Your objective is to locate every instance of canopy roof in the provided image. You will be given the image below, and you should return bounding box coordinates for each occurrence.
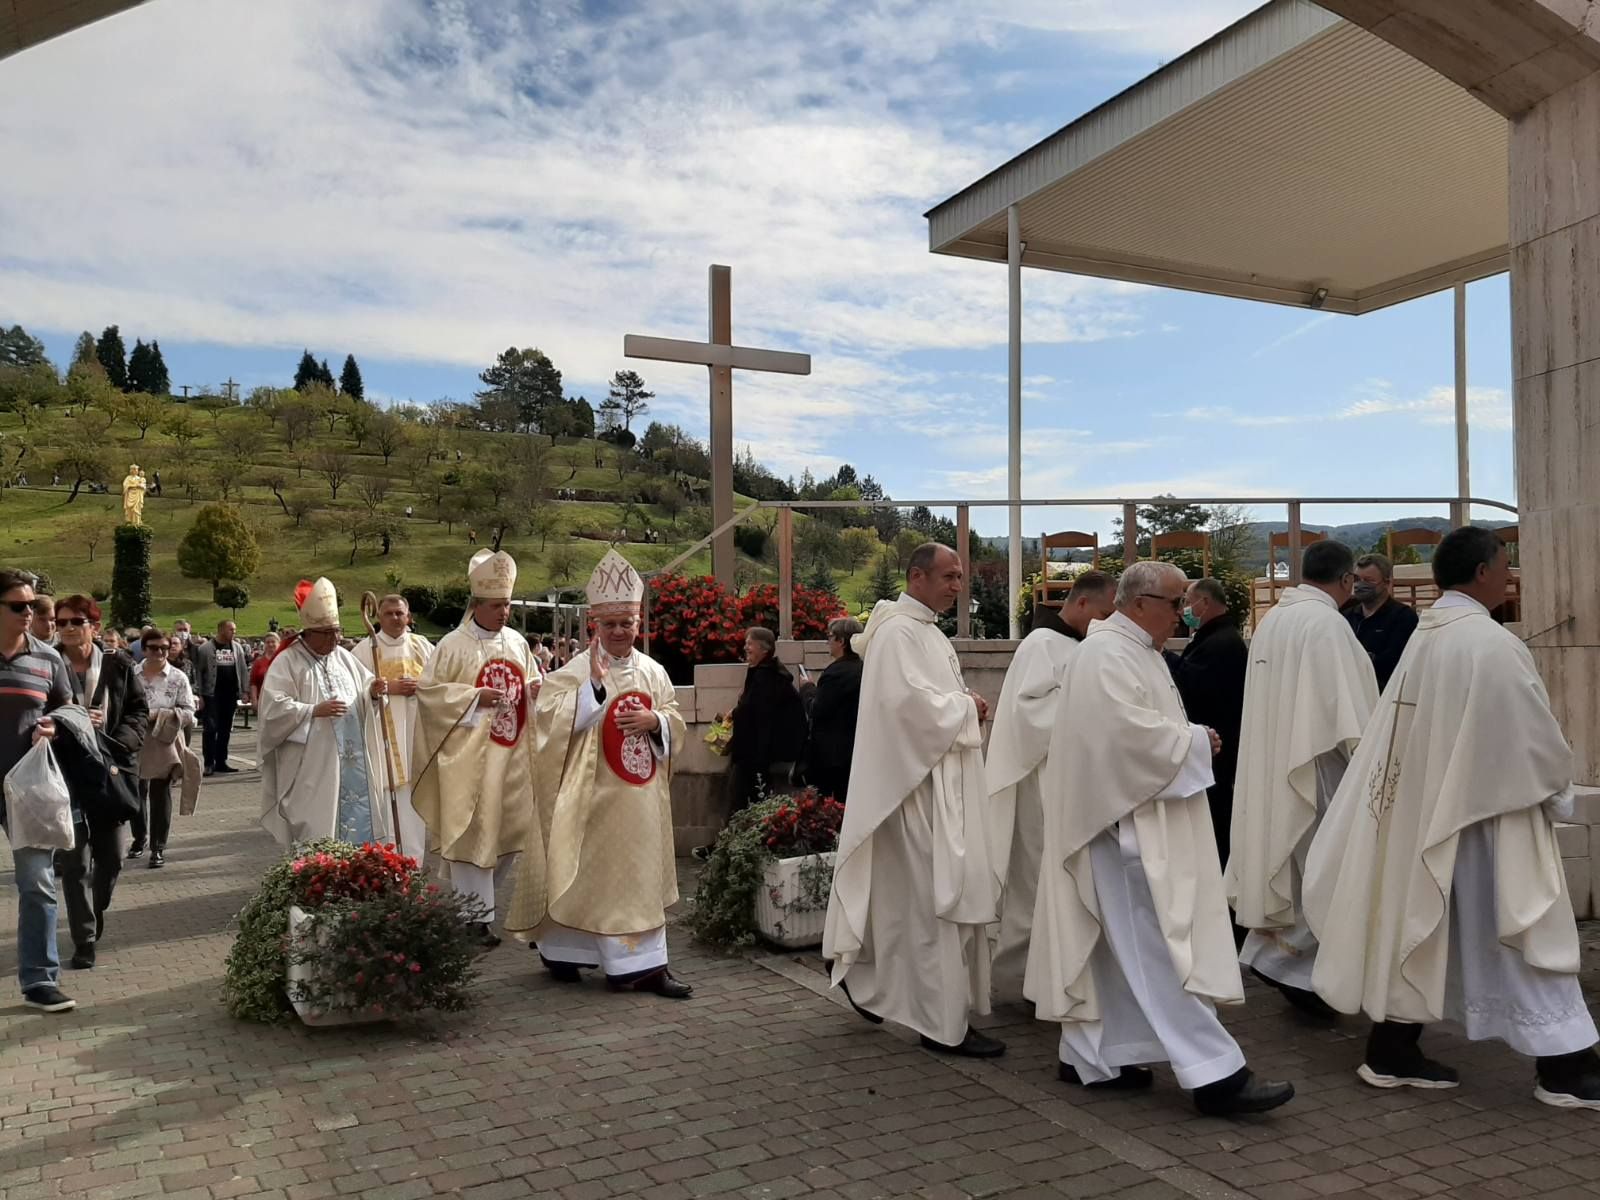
[926,0,1509,315]
[1,0,143,61]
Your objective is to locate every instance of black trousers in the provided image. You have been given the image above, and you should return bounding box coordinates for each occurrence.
[133,778,173,850]
[202,690,239,769]
[728,763,770,815]
[54,818,122,948]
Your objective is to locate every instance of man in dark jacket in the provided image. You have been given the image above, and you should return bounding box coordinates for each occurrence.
[1345,553,1418,691]
[805,618,864,803]
[1168,579,1247,875]
[51,595,148,970]
[194,620,247,774]
[727,627,805,812]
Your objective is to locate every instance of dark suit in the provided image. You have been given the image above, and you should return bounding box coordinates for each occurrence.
[1345,597,1418,691]
[804,656,863,803]
[55,651,148,951]
[728,659,805,812]
[1169,616,1247,868]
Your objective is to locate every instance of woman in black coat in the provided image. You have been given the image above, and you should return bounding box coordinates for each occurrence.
[804,618,863,803]
[727,627,805,813]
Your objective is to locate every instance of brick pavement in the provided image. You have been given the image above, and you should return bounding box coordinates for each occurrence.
[1,727,1597,1200]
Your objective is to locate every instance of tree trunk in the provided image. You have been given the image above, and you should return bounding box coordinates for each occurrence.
[67,480,82,503]
[274,491,289,517]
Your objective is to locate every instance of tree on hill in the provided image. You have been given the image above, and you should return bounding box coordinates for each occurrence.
[71,331,97,369]
[865,553,899,605]
[67,512,112,562]
[339,354,364,401]
[368,408,408,465]
[190,393,233,425]
[278,392,316,449]
[177,503,261,588]
[527,502,562,550]
[477,346,562,434]
[600,369,653,434]
[119,391,166,439]
[127,339,153,393]
[547,543,583,584]
[162,406,201,450]
[64,361,112,414]
[146,341,170,394]
[839,527,879,574]
[0,324,49,370]
[55,444,112,502]
[315,448,353,500]
[246,385,283,426]
[96,326,128,391]
[293,349,320,391]
[319,358,336,389]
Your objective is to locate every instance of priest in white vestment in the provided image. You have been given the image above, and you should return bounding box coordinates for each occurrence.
[1228,541,1377,1017]
[823,542,1004,1057]
[1305,527,1600,1107]
[1026,562,1295,1116]
[412,551,542,950]
[352,594,434,861]
[986,570,1115,1002]
[505,550,690,998]
[259,579,393,846]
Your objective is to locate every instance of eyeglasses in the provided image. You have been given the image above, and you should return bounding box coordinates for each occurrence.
[1139,593,1185,612]
[3,601,31,615]
[145,644,170,653]
[57,616,92,627]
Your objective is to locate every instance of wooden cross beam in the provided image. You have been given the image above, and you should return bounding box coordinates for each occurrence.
[624,264,810,587]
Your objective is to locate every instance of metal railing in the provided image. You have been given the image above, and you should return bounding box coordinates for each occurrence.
[641,494,1517,645]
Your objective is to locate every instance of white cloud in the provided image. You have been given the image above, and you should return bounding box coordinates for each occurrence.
[1337,385,1512,431]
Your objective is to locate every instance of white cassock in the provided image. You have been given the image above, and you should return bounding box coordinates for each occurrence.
[1026,612,1245,1089]
[1305,591,1597,1056]
[258,643,391,847]
[823,592,1000,1046]
[352,629,434,861]
[984,624,1080,1002]
[1227,586,1377,990]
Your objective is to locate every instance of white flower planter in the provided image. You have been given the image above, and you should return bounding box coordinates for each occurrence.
[286,905,386,1027]
[754,852,835,949]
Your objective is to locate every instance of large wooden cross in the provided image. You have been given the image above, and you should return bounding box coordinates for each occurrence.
[624,265,810,586]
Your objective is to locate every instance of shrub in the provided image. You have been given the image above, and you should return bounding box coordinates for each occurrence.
[733,524,767,559]
[109,524,152,631]
[400,583,438,618]
[213,581,250,613]
[431,582,471,628]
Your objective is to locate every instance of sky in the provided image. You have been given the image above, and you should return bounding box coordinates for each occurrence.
[0,0,1516,539]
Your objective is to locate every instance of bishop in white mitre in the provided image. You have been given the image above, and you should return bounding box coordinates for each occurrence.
[1026,562,1295,1116]
[1305,527,1600,1108]
[986,570,1115,1002]
[1228,541,1377,1017]
[259,578,393,846]
[352,593,434,861]
[505,550,690,997]
[823,543,1004,1057]
[411,551,542,950]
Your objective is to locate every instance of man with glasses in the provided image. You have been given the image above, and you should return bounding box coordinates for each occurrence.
[1228,540,1377,1020]
[1030,561,1294,1116]
[0,569,76,1011]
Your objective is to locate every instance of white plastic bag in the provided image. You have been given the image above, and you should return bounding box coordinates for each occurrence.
[3,739,75,851]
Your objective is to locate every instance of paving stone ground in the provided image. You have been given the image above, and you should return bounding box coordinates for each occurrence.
[2,726,1598,1200]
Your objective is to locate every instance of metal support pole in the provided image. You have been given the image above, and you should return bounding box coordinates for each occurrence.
[1287,502,1304,586]
[1122,502,1139,564]
[1007,205,1023,639]
[956,505,972,639]
[777,508,794,640]
[1453,283,1470,529]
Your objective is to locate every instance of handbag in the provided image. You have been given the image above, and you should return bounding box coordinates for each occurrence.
[138,710,183,780]
[68,660,142,824]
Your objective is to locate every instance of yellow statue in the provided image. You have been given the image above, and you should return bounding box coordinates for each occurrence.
[121,464,147,526]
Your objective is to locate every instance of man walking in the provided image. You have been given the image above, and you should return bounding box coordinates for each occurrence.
[195,620,247,775]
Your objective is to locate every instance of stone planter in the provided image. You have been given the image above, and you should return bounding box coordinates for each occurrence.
[754,851,835,949]
[286,905,385,1027]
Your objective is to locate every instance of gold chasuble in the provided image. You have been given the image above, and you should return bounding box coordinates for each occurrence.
[410,623,539,870]
[505,649,685,936]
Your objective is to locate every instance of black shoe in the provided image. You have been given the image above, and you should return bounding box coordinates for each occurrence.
[471,923,501,951]
[68,945,95,970]
[148,851,165,869]
[214,764,239,775]
[126,841,145,860]
[838,978,883,1025]
[1249,967,1339,1022]
[1534,1049,1600,1111]
[607,968,693,999]
[22,985,76,1012]
[203,767,215,778]
[1059,1063,1154,1090]
[539,955,584,983]
[920,1029,1006,1058]
[1193,1068,1295,1116]
[94,911,104,942]
[1358,1054,1460,1090]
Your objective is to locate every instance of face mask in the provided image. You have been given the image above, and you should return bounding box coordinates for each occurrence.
[1181,607,1201,629]
[1352,582,1379,603]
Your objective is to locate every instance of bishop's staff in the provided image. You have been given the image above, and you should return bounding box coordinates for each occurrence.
[359,590,404,848]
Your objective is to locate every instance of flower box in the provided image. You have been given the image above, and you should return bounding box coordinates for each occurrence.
[286,905,385,1027]
[754,851,835,949]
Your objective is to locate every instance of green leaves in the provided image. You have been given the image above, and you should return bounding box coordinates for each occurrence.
[177,503,261,588]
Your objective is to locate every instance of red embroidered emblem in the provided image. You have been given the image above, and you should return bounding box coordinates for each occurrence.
[602,691,656,786]
[475,658,526,747]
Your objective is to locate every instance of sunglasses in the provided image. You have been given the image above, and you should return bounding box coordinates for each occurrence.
[57,616,92,627]
[144,644,170,653]
[3,600,31,615]
[1139,593,1185,612]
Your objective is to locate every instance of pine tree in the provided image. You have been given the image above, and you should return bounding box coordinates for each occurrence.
[96,325,128,391]
[600,369,654,433]
[126,339,152,392]
[318,358,336,389]
[148,340,170,394]
[0,324,49,369]
[476,347,563,433]
[338,354,364,401]
[293,349,319,391]
[866,553,900,604]
[71,331,97,368]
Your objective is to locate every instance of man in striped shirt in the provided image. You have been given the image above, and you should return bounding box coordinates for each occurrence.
[0,568,76,1012]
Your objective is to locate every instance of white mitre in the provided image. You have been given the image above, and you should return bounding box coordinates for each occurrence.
[296,577,340,630]
[587,549,644,616]
[468,549,517,599]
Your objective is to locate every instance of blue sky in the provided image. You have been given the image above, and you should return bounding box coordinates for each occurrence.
[0,0,1514,538]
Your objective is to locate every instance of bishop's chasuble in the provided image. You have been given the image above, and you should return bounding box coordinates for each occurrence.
[1304,592,1597,1055]
[505,649,684,973]
[352,629,433,860]
[985,623,1080,1001]
[258,642,390,846]
[1228,586,1377,989]
[1026,612,1245,1089]
[822,592,999,1047]
[411,621,539,870]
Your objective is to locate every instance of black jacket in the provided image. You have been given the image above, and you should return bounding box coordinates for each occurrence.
[62,651,148,824]
[1170,617,1247,789]
[806,656,863,777]
[729,658,805,768]
[1345,598,1419,691]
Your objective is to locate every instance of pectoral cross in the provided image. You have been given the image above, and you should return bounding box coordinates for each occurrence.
[1366,673,1416,822]
[624,265,811,586]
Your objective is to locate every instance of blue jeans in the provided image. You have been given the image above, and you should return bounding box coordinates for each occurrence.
[9,844,61,991]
